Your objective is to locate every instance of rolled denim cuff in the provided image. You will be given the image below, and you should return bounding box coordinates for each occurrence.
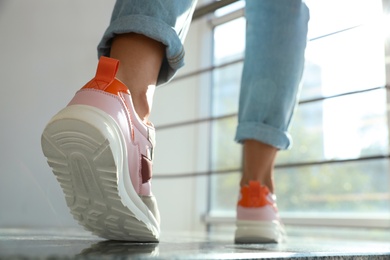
[235,122,292,150]
[97,15,185,86]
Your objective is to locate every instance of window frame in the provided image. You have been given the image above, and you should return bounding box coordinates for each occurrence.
[204,0,390,229]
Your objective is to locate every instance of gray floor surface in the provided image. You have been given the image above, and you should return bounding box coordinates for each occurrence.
[1,228,390,259]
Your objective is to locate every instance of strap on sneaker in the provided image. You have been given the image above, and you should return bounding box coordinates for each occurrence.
[82,56,129,95]
[94,56,119,89]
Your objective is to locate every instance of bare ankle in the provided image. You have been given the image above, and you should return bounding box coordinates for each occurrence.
[241,140,277,193]
[109,33,165,124]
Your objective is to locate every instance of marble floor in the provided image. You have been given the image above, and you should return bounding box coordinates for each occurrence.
[1,227,390,259]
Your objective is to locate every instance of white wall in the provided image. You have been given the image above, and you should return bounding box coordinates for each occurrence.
[0,0,211,233]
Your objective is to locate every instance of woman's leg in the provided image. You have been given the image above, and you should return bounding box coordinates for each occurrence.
[236,0,310,191]
[98,0,197,86]
[98,0,197,123]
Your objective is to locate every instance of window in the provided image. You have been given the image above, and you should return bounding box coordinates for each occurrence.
[208,0,390,227]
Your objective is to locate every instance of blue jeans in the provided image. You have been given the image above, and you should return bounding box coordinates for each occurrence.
[98,0,309,150]
[236,1,309,149]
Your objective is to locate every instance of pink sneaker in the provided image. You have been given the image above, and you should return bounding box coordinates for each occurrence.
[41,56,160,242]
[235,181,285,243]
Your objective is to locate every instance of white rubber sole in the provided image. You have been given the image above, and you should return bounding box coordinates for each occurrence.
[41,105,159,242]
[235,220,286,244]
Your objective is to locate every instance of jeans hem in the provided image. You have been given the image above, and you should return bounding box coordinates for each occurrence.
[97,14,185,86]
[235,122,292,150]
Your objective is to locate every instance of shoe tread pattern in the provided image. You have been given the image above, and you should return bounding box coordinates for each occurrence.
[41,118,157,242]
